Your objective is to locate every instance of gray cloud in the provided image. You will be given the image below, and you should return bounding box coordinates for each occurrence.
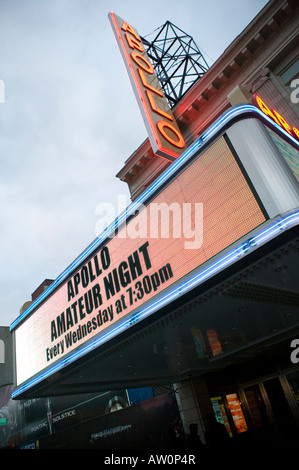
[0,0,268,325]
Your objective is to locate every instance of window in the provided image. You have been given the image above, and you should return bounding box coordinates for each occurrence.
[280,57,299,89]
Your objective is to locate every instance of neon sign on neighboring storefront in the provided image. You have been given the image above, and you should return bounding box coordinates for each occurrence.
[108,12,186,161]
[253,94,299,142]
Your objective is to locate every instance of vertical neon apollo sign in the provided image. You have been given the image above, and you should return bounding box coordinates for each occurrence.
[108,12,186,161]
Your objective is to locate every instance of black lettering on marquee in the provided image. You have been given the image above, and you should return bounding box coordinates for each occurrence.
[67,281,75,302]
[47,242,173,364]
[103,241,151,300]
[159,263,173,282]
[67,247,111,301]
[138,241,151,269]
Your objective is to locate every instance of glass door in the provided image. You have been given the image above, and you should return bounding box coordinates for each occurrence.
[263,377,296,428]
[285,370,299,426]
[243,384,269,428]
[285,370,299,407]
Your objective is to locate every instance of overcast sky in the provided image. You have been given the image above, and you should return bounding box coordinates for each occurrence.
[0,0,269,326]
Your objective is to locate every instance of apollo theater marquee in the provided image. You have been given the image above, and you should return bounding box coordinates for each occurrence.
[10,13,299,400]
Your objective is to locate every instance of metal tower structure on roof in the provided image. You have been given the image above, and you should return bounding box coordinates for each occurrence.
[141,21,209,107]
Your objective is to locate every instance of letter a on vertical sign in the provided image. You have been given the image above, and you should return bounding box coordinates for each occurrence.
[108,12,186,161]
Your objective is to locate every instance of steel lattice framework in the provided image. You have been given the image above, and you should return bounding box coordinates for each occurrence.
[141,21,209,107]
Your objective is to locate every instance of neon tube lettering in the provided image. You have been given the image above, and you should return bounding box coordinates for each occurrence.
[253,94,299,142]
[137,68,163,96]
[125,33,144,52]
[109,12,186,160]
[121,22,141,42]
[130,51,155,74]
[145,90,174,121]
[157,120,186,148]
